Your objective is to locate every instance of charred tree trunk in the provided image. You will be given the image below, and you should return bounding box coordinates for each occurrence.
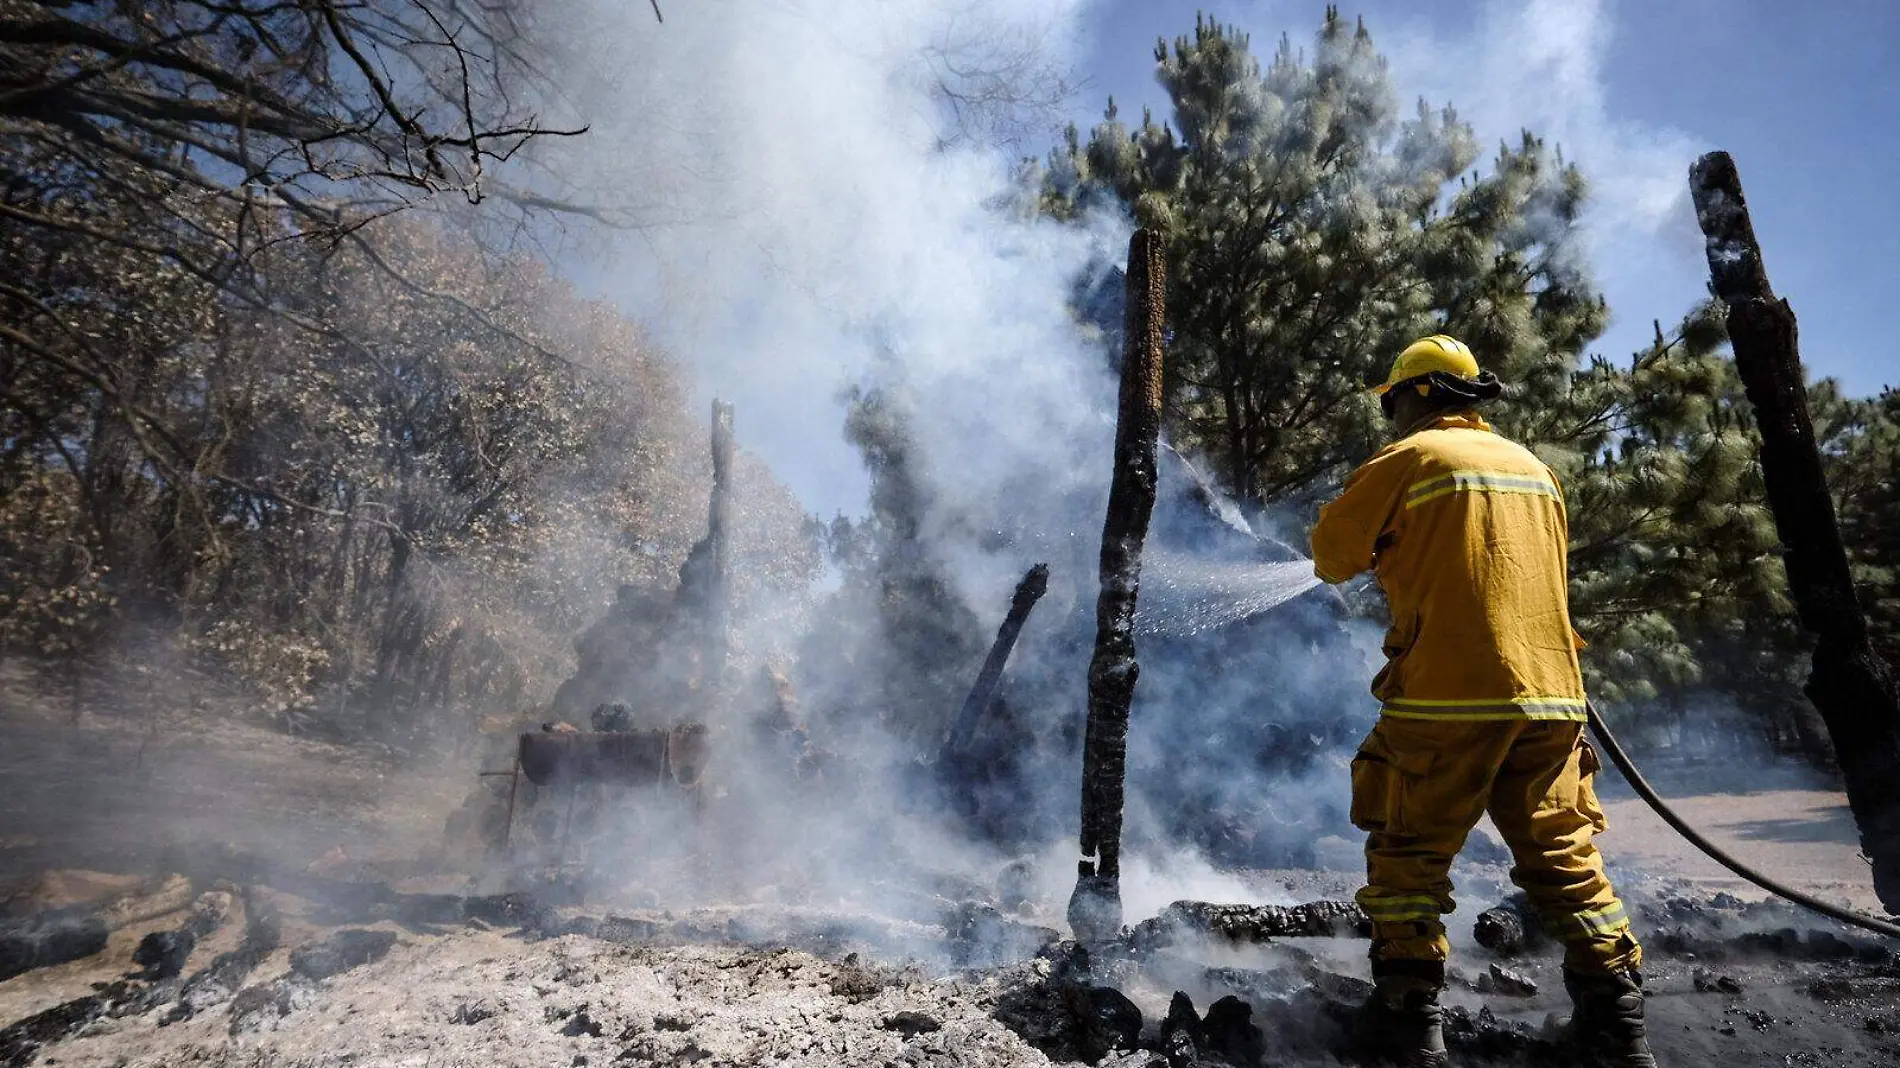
[707,398,735,658]
[675,400,736,706]
[941,563,1050,759]
[1689,151,1900,912]
[702,399,736,702]
[1068,228,1166,942]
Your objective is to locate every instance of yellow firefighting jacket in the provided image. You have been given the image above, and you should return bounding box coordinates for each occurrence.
[1310,410,1587,721]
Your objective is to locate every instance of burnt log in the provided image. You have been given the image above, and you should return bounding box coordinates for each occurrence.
[0,915,107,982]
[943,563,1050,758]
[133,929,195,980]
[165,887,282,1023]
[1129,900,1369,950]
[0,873,193,982]
[1473,900,1546,957]
[1689,151,1900,912]
[288,928,397,981]
[0,980,166,1068]
[1069,227,1167,943]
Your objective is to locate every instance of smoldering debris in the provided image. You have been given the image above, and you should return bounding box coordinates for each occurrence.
[3,436,1890,1068]
[220,928,399,1038]
[131,929,194,981]
[0,978,164,1068]
[164,886,283,1023]
[0,915,106,984]
[1129,901,1369,950]
[287,929,398,982]
[5,853,1900,1067]
[0,873,208,984]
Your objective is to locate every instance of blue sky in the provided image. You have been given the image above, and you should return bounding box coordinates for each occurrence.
[1068,0,1898,397]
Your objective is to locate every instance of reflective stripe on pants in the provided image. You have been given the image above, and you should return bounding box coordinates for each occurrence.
[1349,717,1642,975]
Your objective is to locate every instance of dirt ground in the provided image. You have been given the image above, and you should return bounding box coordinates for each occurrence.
[1593,757,1885,916]
[3,669,1897,1067]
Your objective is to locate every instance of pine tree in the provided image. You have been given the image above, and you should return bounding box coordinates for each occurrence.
[1831,388,1900,680]
[1038,10,1603,518]
[1547,307,1787,713]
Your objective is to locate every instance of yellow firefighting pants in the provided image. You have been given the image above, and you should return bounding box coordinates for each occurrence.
[1349,717,1642,975]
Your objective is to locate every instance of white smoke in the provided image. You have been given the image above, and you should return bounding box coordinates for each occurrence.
[506,0,1657,941]
[1368,0,1712,356]
[535,0,1115,549]
[485,0,1146,935]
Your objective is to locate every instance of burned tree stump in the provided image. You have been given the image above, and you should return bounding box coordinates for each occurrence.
[675,399,736,690]
[1689,151,1900,913]
[1069,228,1167,942]
[943,563,1050,758]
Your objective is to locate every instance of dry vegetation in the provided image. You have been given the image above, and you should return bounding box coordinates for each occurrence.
[0,1,817,744]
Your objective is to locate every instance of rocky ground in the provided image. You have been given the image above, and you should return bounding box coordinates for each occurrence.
[3,671,1898,1067]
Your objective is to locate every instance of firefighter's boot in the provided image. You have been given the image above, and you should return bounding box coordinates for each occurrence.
[1564,968,1658,1068]
[1352,962,1448,1067]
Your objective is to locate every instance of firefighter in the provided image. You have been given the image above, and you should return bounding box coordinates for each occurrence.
[1311,335,1654,1068]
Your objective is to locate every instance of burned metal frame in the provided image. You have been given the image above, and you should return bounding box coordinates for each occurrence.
[476,726,710,857]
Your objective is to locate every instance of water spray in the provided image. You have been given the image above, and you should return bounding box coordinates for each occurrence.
[1136,558,1322,637]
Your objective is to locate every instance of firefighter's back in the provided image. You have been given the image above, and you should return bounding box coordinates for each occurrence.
[1374,415,1585,720]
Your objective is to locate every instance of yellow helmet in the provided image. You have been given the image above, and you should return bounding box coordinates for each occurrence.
[1375,334,1481,394]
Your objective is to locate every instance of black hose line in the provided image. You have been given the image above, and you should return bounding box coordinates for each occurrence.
[1585,700,1900,941]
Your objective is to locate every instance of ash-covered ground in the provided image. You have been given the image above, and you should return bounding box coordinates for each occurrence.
[3,673,1898,1068]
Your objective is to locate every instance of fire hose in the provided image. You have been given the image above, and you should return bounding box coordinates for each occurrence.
[1584,700,1900,940]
